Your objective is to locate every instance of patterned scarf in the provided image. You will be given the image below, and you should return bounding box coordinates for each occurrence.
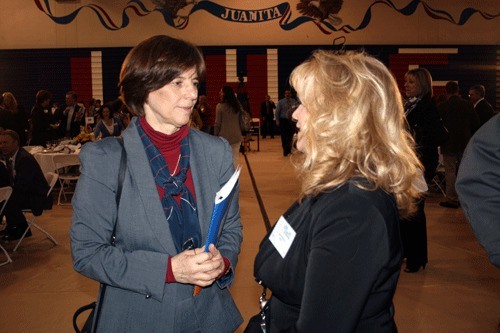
[137,122,201,253]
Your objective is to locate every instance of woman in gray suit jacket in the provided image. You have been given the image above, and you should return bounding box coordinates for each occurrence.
[70,35,243,332]
[252,51,424,332]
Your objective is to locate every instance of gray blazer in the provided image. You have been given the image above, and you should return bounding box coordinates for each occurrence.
[70,118,243,332]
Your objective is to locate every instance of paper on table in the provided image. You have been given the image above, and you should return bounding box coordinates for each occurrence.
[193,165,241,296]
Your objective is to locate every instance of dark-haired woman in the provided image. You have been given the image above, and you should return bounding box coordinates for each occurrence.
[93,104,123,139]
[215,85,242,167]
[29,90,54,146]
[70,35,243,332]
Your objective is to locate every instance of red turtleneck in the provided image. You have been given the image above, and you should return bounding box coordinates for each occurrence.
[139,117,196,204]
[139,118,230,284]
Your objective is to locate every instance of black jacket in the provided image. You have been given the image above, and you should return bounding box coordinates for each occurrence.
[13,148,50,214]
[405,95,442,182]
[438,95,477,154]
[255,181,402,332]
[30,104,54,146]
[474,99,496,130]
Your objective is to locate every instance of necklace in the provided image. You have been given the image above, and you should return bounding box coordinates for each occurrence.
[170,153,181,176]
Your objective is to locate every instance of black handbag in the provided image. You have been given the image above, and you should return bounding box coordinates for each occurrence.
[244,281,270,333]
[72,301,97,333]
[72,137,127,333]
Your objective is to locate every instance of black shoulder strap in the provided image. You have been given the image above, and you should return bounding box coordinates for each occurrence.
[116,137,126,208]
[112,137,126,243]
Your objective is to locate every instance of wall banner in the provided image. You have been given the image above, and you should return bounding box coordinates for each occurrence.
[35,0,499,35]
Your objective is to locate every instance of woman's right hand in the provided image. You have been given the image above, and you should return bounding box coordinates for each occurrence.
[170,246,225,286]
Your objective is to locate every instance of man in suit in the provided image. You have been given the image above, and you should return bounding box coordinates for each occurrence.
[57,91,84,139]
[260,94,276,139]
[456,114,500,268]
[469,84,496,130]
[438,81,477,208]
[275,89,298,156]
[0,130,49,240]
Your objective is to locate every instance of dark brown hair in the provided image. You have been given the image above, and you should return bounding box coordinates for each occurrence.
[221,85,240,113]
[119,35,205,117]
[35,90,52,105]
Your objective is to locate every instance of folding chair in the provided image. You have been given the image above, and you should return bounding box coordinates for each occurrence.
[52,154,80,205]
[0,186,13,266]
[13,172,59,252]
[250,118,261,152]
[428,163,446,197]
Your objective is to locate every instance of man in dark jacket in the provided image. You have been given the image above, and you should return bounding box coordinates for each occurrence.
[260,94,276,139]
[438,81,478,208]
[468,84,496,130]
[0,130,49,240]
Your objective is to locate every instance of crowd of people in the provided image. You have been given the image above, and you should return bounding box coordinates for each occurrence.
[0,33,498,332]
[0,90,136,147]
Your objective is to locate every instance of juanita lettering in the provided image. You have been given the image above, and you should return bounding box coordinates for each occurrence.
[220,7,282,22]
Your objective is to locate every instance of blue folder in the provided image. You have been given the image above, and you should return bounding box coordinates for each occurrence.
[203,165,241,251]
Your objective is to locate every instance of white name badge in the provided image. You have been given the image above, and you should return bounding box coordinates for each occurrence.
[269,216,296,258]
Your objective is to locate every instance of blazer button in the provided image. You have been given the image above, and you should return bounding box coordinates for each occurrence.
[145,294,151,299]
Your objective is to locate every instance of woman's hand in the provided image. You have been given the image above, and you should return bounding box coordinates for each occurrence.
[170,244,225,286]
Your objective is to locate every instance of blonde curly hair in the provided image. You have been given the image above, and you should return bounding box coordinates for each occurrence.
[290,50,423,218]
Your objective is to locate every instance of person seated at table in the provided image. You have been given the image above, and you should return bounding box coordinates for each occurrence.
[93,103,124,140]
[0,130,50,241]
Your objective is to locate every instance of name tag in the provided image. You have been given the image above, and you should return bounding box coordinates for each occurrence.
[269,216,296,258]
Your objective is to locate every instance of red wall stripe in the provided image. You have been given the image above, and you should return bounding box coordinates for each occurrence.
[246,54,267,120]
[205,55,226,127]
[70,57,93,106]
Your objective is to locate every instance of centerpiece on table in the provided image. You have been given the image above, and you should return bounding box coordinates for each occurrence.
[72,131,94,145]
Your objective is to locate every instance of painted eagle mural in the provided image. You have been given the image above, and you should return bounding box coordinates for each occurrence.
[151,0,198,21]
[297,0,344,25]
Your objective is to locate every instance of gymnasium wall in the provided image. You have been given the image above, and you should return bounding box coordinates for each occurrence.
[0,1,498,114]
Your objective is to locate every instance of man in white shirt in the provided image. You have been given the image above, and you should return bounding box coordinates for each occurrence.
[275,89,298,156]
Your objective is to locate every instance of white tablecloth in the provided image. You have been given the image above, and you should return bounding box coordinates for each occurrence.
[33,152,80,175]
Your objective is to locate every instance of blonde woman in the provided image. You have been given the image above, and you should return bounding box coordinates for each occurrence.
[402,67,445,272]
[2,92,29,146]
[252,50,423,332]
